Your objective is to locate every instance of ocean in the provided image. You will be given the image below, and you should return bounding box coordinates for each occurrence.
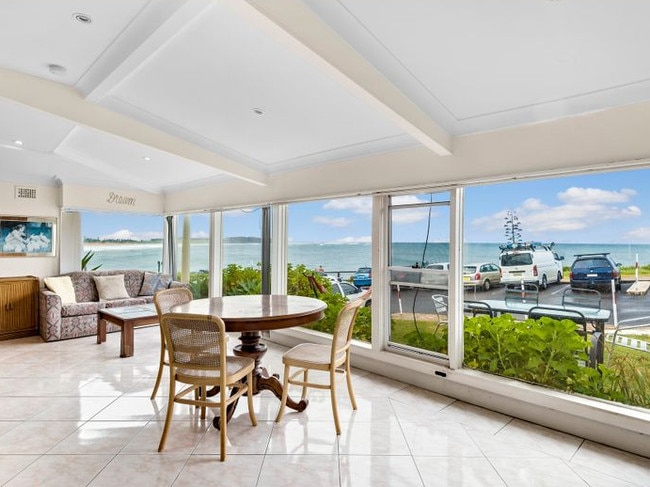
[85,241,650,275]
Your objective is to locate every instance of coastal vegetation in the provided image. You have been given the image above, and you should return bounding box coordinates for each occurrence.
[392,313,650,408]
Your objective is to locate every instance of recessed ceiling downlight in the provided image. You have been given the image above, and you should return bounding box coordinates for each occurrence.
[48,64,67,75]
[73,13,92,24]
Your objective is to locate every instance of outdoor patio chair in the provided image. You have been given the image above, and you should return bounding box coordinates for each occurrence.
[527,306,600,367]
[158,312,256,461]
[607,315,650,364]
[431,294,449,335]
[275,289,371,435]
[562,287,601,310]
[464,300,494,318]
[505,283,539,305]
[151,287,193,399]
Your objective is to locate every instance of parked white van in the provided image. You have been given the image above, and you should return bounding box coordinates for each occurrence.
[499,243,564,289]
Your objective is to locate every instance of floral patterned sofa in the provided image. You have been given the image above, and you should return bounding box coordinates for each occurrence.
[39,270,187,342]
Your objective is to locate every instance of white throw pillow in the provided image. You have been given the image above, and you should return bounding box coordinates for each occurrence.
[93,275,130,301]
[44,276,77,304]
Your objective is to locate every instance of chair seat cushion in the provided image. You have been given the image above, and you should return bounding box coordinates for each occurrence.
[283,343,345,369]
[176,357,254,383]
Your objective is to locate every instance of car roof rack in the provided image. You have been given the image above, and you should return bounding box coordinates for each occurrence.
[499,241,555,252]
[573,252,610,257]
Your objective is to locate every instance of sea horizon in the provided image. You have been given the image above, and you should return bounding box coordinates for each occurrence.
[83,240,650,274]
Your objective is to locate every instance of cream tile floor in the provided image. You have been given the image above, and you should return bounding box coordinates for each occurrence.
[0,327,648,487]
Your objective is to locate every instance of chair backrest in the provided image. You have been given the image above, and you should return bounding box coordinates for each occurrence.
[332,290,371,357]
[527,306,587,333]
[561,288,601,310]
[464,300,494,318]
[154,287,193,317]
[160,312,227,370]
[432,294,448,314]
[505,283,539,305]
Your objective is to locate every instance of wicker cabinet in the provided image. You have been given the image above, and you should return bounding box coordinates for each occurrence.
[0,276,39,340]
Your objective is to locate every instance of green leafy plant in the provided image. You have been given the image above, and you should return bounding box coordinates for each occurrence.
[463,314,606,393]
[188,270,209,298]
[81,250,102,271]
[222,264,262,296]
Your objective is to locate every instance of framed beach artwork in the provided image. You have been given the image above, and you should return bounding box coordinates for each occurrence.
[0,216,57,257]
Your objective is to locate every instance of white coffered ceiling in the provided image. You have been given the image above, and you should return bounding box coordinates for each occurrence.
[0,0,649,194]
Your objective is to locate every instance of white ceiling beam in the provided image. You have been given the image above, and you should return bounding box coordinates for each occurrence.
[0,68,267,186]
[83,1,213,101]
[239,0,452,156]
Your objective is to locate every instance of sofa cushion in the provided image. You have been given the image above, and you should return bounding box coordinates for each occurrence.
[139,272,172,296]
[61,301,102,317]
[44,276,77,304]
[93,275,130,301]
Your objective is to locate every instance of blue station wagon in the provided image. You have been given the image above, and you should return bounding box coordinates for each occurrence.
[569,253,622,291]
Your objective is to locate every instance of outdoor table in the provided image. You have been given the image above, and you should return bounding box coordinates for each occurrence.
[465,299,611,365]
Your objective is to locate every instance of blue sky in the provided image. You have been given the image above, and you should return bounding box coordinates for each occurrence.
[82,168,649,244]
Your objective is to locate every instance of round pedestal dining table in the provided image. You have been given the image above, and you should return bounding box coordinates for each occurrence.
[170,294,327,426]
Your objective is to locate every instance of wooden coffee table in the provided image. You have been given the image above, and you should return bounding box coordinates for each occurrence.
[97,304,158,357]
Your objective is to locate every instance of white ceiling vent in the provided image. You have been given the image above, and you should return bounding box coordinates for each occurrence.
[15,186,37,200]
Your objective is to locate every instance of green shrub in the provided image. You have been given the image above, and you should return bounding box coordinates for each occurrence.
[188,270,209,298]
[463,314,606,395]
[222,264,262,295]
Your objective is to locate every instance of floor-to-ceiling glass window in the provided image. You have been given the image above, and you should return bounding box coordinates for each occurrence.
[221,208,263,295]
[175,213,210,297]
[81,211,164,271]
[463,169,650,411]
[387,192,451,359]
[287,197,372,341]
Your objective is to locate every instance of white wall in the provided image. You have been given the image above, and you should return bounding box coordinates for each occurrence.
[0,181,165,281]
[0,182,60,279]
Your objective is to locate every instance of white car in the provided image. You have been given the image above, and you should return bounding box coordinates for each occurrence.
[331,280,366,302]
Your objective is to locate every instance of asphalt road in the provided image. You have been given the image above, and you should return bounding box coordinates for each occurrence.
[391,280,650,325]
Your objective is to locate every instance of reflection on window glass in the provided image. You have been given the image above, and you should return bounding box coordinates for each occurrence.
[176,213,210,297]
[463,170,650,412]
[388,192,450,358]
[222,208,262,296]
[81,211,163,272]
[287,198,372,341]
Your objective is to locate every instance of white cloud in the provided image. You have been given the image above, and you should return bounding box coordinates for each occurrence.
[471,186,642,238]
[393,207,433,224]
[558,187,636,204]
[313,216,352,228]
[323,197,372,214]
[521,198,547,211]
[625,226,650,240]
[332,235,372,244]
